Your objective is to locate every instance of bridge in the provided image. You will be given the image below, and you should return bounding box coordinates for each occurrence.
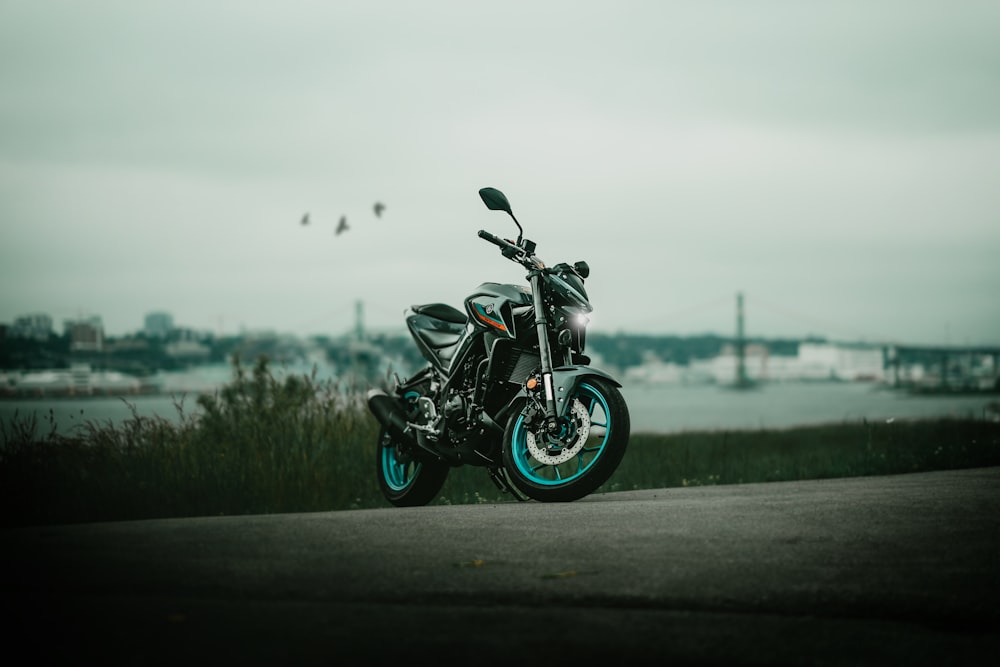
[884,344,1000,392]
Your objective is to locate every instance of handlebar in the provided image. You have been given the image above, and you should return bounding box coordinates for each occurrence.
[477,229,514,250]
[479,229,546,270]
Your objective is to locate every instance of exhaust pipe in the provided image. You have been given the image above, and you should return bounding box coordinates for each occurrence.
[368,389,458,464]
[367,389,416,445]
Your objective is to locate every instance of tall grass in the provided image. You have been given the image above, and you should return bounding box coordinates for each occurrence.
[612,419,1000,492]
[1,357,379,526]
[2,356,998,527]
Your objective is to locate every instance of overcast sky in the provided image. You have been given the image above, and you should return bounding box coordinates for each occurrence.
[2,1,998,347]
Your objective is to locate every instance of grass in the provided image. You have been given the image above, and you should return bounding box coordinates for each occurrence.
[2,356,998,527]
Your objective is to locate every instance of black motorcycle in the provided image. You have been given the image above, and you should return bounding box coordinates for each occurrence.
[367,187,630,505]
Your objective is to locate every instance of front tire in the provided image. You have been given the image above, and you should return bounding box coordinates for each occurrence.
[502,377,630,502]
[376,427,449,507]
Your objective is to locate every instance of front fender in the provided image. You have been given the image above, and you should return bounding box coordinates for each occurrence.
[495,365,622,424]
[549,366,622,418]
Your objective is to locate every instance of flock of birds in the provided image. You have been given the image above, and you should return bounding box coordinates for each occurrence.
[300,201,385,236]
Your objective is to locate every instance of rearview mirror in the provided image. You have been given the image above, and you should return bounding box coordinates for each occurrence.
[478,186,523,242]
[478,187,512,214]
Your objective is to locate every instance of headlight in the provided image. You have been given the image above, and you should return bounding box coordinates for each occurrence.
[549,274,592,311]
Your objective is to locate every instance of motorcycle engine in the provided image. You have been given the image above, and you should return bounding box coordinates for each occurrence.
[443,392,466,421]
[442,352,486,443]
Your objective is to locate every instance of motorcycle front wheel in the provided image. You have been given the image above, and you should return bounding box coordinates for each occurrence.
[376,427,449,507]
[502,376,630,502]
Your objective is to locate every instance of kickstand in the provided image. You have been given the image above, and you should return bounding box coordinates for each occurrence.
[487,467,530,502]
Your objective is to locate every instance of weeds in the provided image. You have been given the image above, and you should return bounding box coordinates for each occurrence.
[2,356,999,526]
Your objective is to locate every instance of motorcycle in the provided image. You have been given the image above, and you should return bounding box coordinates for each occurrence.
[367,187,630,505]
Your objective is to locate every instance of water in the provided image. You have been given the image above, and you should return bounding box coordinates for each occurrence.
[621,382,995,433]
[0,394,205,436]
[1,378,995,438]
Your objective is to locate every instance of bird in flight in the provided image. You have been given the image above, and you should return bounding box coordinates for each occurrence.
[335,216,349,235]
[373,202,385,218]
[300,212,310,225]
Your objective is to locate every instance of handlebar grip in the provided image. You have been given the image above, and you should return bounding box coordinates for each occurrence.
[478,229,508,248]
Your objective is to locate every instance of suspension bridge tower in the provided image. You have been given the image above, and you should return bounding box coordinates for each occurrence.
[735,291,752,389]
[354,300,365,341]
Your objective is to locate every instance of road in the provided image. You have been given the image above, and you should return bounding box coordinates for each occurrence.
[2,467,999,665]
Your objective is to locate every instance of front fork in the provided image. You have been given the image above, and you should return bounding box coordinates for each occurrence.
[528,270,560,434]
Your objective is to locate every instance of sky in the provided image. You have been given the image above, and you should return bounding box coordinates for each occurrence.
[2,1,998,347]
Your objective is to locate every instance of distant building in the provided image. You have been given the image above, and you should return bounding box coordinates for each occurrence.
[144,311,174,338]
[10,313,54,341]
[625,342,886,385]
[64,316,104,352]
[884,344,1000,391]
[791,342,885,382]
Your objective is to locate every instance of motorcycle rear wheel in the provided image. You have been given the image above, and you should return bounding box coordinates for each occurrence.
[376,427,449,507]
[502,376,630,502]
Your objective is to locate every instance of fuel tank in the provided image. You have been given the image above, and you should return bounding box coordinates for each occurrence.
[465,282,532,339]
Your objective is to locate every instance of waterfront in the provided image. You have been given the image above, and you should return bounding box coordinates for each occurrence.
[1,378,996,437]
[623,382,997,432]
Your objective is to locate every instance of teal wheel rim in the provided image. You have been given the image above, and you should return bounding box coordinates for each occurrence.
[380,435,421,491]
[510,381,611,486]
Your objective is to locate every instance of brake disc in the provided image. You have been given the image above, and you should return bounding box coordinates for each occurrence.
[525,398,591,465]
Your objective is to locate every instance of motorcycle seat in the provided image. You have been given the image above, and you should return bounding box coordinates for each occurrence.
[407,303,468,369]
[410,303,467,324]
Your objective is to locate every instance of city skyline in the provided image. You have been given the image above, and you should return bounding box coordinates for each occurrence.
[5,297,998,351]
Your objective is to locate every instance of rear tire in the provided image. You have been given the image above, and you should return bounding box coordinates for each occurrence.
[502,377,629,502]
[376,427,449,507]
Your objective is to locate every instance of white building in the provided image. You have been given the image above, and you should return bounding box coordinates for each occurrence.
[626,342,886,385]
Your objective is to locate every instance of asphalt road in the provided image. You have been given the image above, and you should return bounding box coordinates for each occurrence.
[3,467,999,665]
